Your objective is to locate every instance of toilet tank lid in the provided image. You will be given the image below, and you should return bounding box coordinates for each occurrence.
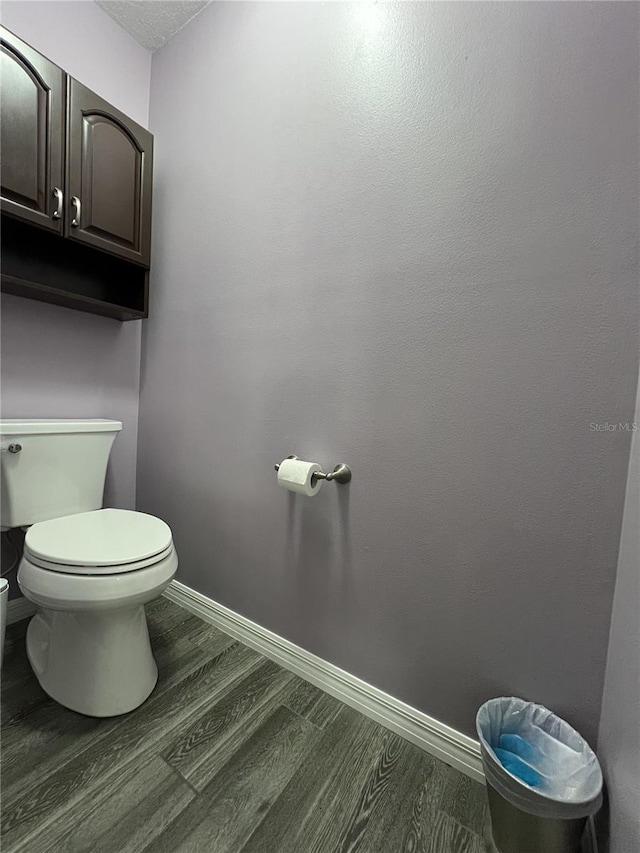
[25,509,173,567]
[0,419,123,435]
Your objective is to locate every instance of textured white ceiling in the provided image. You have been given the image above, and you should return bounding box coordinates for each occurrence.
[95,1,212,52]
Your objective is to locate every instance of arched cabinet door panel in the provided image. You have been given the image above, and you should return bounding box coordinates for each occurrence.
[0,27,64,232]
[66,79,153,267]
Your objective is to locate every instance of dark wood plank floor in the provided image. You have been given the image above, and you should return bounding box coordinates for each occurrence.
[1,598,490,852]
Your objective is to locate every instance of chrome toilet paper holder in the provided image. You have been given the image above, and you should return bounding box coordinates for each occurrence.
[274,455,352,485]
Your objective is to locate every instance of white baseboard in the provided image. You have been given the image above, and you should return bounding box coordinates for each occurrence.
[164,580,484,783]
[6,595,36,625]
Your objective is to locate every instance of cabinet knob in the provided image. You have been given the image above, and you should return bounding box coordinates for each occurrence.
[52,187,63,220]
[71,196,81,227]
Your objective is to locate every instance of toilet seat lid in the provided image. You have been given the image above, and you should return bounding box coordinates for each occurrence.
[24,509,173,569]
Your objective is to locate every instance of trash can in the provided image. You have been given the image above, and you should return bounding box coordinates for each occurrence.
[0,578,9,668]
[476,697,603,853]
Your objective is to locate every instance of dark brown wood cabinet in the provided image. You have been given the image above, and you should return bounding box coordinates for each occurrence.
[66,79,153,266]
[0,26,153,320]
[0,28,65,232]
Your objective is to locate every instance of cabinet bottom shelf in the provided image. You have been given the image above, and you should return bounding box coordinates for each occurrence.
[1,215,149,321]
[1,274,146,321]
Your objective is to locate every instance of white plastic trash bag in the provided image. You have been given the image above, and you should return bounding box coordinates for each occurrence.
[476,697,603,820]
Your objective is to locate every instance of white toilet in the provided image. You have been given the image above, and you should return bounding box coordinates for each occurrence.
[0,419,178,717]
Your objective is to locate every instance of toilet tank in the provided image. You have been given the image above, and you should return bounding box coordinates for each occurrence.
[0,419,122,529]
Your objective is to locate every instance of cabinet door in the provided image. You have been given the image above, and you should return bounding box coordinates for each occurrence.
[66,78,153,267]
[0,27,64,232]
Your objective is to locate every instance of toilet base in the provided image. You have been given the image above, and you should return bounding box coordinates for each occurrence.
[26,605,158,717]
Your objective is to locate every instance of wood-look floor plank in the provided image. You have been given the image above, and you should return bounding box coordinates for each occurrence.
[1,620,47,725]
[404,760,459,852]
[282,676,345,728]
[152,609,229,650]
[2,622,30,683]
[319,731,409,853]
[1,643,263,852]
[438,765,489,836]
[426,811,486,853]
[240,705,388,853]
[3,617,30,646]
[145,596,194,640]
[0,604,230,726]
[1,604,227,752]
[24,757,195,853]
[1,648,29,693]
[1,635,211,801]
[152,615,237,666]
[1,601,490,853]
[164,658,298,790]
[148,706,321,853]
[345,737,438,853]
[1,697,109,797]
[1,660,49,728]
[307,730,449,853]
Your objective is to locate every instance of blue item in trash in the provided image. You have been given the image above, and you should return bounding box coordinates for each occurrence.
[494,748,543,788]
[499,733,544,766]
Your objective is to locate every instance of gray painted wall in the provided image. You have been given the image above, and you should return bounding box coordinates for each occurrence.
[138,1,638,742]
[598,378,640,853]
[0,0,151,509]
[0,1,151,594]
[138,3,638,741]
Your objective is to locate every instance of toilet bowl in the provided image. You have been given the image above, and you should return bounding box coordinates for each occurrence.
[18,508,178,717]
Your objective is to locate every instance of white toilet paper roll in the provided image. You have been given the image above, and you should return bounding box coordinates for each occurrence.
[277,458,322,496]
